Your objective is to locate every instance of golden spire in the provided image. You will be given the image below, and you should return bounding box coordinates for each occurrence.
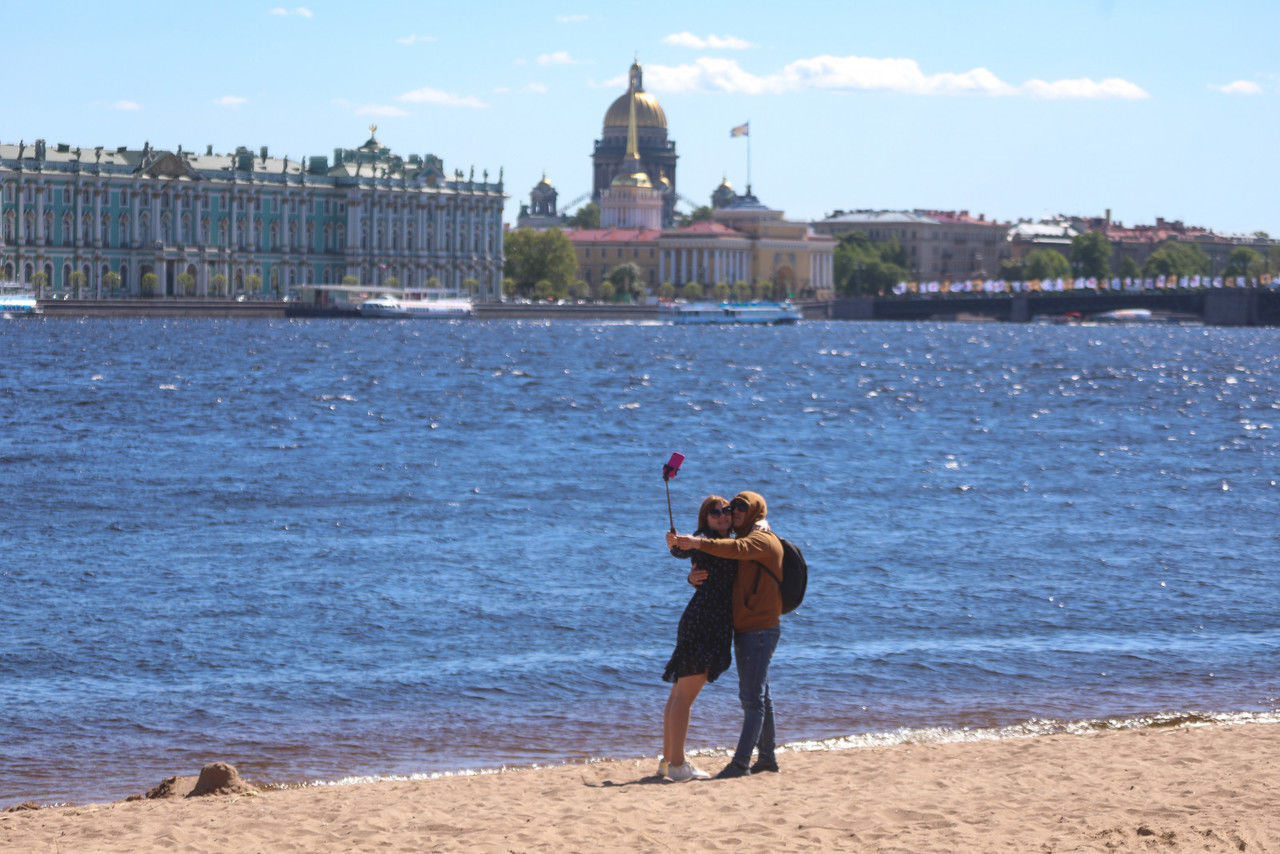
[624,88,641,164]
[610,83,652,188]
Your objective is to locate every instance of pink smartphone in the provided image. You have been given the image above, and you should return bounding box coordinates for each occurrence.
[663,452,685,480]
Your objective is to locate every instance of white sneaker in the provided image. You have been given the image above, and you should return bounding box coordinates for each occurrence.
[666,762,710,782]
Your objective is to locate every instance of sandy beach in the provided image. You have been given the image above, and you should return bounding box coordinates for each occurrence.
[4,721,1278,853]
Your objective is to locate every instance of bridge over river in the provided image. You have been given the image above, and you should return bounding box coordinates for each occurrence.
[814,288,1280,326]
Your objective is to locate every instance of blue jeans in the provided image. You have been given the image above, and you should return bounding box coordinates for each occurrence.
[733,626,779,767]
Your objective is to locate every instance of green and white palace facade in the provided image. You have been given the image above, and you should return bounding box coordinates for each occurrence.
[0,131,506,300]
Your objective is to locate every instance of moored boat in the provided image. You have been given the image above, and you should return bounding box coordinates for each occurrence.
[666,301,802,325]
[359,295,473,318]
[0,286,41,317]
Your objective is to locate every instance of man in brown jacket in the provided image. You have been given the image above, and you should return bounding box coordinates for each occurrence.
[668,490,783,778]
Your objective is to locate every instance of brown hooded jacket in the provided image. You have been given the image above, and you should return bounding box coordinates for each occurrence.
[692,491,783,633]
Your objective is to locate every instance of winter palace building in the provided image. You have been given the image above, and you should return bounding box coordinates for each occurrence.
[0,130,506,300]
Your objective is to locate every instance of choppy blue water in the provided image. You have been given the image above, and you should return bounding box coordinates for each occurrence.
[1,317,1277,804]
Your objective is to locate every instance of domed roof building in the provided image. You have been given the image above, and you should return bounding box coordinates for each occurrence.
[516,172,560,229]
[592,60,678,225]
[598,84,663,230]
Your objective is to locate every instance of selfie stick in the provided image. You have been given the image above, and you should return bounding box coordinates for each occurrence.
[662,452,684,533]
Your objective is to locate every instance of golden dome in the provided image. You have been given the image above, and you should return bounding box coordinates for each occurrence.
[604,91,667,130]
[603,61,666,130]
[611,166,653,189]
[535,172,553,189]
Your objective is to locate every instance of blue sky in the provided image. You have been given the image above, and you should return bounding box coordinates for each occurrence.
[7,1,1278,234]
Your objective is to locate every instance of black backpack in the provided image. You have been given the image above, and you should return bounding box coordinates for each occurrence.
[758,535,808,615]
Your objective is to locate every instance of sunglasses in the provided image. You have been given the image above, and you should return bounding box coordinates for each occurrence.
[729,500,749,511]
[708,506,733,517]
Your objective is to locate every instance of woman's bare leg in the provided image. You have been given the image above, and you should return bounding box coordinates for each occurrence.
[662,673,708,767]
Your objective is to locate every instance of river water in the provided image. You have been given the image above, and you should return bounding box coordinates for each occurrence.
[2,317,1277,804]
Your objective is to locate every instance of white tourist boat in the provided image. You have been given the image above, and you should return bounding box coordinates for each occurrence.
[666,301,802,325]
[358,294,473,319]
[0,285,40,318]
[1093,308,1154,322]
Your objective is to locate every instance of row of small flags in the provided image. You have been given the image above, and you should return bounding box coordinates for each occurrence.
[893,274,1273,295]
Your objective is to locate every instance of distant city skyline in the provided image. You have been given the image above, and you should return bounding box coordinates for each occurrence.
[6,0,1279,235]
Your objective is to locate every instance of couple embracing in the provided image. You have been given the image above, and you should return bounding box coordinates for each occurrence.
[661,490,783,781]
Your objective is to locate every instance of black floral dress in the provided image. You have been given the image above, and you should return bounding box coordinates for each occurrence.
[663,530,737,683]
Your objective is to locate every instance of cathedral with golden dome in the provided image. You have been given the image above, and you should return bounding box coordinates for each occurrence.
[514,59,835,299]
[592,60,678,225]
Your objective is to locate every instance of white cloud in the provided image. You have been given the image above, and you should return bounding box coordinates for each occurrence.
[214,95,247,108]
[270,6,311,17]
[1211,79,1264,95]
[537,51,582,66]
[295,6,312,17]
[1022,77,1149,99]
[627,55,1148,99]
[396,34,436,45]
[662,32,754,50]
[556,14,587,23]
[396,86,488,108]
[109,100,142,111]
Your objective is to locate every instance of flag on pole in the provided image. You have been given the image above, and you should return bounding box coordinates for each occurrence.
[730,122,749,137]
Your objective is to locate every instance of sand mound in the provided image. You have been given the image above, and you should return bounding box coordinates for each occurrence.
[188,762,256,797]
[144,775,198,799]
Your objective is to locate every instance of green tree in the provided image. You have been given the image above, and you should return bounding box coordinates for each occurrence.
[1223,247,1264,279]
[711,282,730,302]
[657,281,675,300]
[1070,231,1112,278]
[1022,248,1071,281]
[341,274,360,285]
[462,277,481,298]
[597,281,615,302]
[383,275,401,288]
[504,227,577,297]
[31,271,48,298]
[681,282,703,301]
[68,271,86,298]
[246,274,262,296]
[1117,256,1141,280]
[140,272,159,297]
[605,262,643,302]
[210,273,228,297]
[1142,241,1210,278]
[833,231,910,296]
[103,271,121,297]
[502,277,517,298]
[731,280,751,302]
[177,272,196,296]
[565,202,600,229]
[569,280,590,300]
[533,279,556,301]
